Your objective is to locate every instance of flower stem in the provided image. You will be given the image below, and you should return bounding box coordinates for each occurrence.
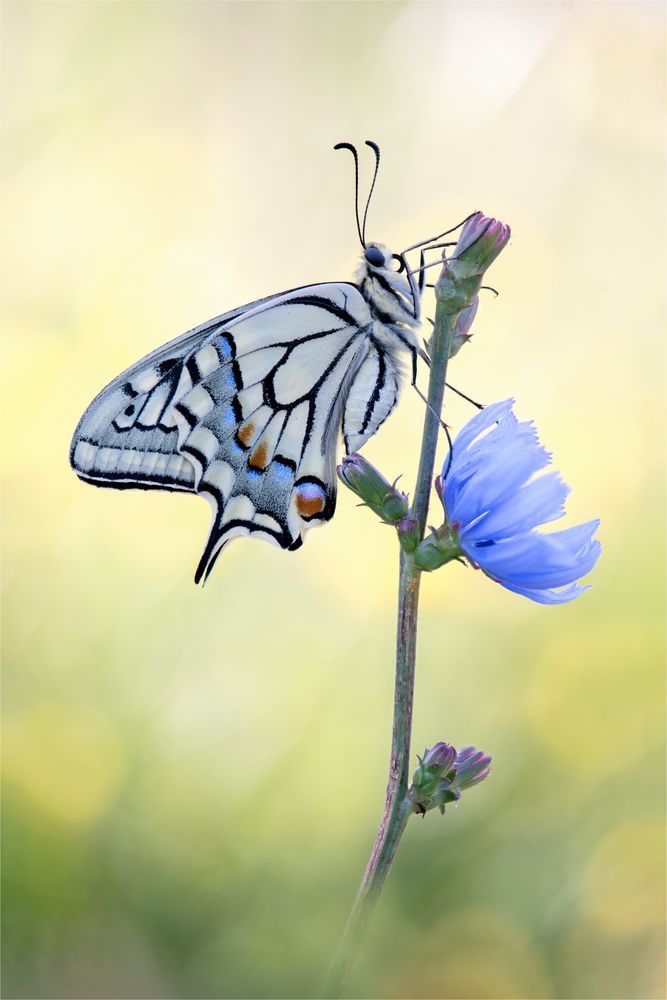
[322,299,457,998]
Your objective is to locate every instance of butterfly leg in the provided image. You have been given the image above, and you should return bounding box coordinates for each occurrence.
[395,251,423,324]
[417,249,427,294]
[444,384,484,409]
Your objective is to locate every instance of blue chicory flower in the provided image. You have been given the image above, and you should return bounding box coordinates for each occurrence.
[438,399,601,604]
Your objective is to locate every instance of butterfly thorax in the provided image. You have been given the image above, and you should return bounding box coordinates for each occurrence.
[354,242,422,362]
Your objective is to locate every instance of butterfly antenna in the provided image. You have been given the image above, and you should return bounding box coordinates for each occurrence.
[361,140,381,244]
[334,141,364,248]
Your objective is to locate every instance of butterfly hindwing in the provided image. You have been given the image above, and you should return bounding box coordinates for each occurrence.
[176,286,373,580]
[342,337,403,453]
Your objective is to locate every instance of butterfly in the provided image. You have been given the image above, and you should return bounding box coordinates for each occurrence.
[71,141,459,582]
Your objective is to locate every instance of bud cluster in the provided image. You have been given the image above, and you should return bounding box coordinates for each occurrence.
[409,741,492,815]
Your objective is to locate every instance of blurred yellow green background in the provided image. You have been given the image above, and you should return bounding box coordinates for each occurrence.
[2,2,665,998]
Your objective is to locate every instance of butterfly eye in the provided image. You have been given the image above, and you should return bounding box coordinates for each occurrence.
[364,246,385,268]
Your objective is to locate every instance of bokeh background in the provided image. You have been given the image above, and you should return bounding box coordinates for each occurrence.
[2,2,665,998]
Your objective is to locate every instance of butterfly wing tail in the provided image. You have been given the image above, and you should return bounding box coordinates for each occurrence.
[193,498,295,585]
[193,462,337,584]
[194,527,224,585]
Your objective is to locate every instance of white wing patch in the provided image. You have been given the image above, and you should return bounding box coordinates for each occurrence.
[71,283,408,581]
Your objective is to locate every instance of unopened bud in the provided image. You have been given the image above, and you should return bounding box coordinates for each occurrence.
[397,515,420,553]
[423,741,457,772]
[436,212,510,312]
[410,742,457,814]
[454,213,511,275]
[413,526,462,572]
[337,453,409,525]
[452,746,492,791]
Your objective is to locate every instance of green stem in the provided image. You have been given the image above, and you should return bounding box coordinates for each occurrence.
[412,313,457,538]
[322,306,457,998]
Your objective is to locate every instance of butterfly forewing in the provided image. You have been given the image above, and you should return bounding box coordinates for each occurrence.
[69,295,277,493]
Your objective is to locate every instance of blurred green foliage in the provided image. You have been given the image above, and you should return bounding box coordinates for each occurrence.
[2,2,664,998]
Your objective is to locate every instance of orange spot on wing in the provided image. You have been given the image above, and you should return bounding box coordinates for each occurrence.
[237,422,255,446]
[249,440,269,471]
[295,491,326,518]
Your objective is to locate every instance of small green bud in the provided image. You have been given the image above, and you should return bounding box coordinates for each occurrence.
[383,490,410,524]
[413,526,462,572]
[397,515,420,553]
[337,453,409,525]
[410,742,457,814]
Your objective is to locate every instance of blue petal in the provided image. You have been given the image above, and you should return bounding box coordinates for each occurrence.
[464,472,570,541]
[453,406,536,472]
[447,399,514,457]
[444,405,552,525]
[497,580,591,604]
[447,409,529,493]
[447,431,551,528]
[464,519,601,589]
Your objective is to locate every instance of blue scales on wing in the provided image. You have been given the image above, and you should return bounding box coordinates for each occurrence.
[70,283,406,582]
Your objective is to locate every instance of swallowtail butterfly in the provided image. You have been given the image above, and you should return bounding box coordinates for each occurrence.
[70,141,456,582]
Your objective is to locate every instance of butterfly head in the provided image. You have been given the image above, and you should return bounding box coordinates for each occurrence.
[363,244,389,269]
[355,241,421,331]
[358,241,403,279]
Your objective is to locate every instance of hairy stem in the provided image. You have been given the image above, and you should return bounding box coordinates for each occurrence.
[322,305,457,997]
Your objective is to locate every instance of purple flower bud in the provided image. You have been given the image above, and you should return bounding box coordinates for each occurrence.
[337,453,409,525]
[455,213,511,272]
[423,741,457,772]
[435,212,510,313]
[452,746,492,791]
